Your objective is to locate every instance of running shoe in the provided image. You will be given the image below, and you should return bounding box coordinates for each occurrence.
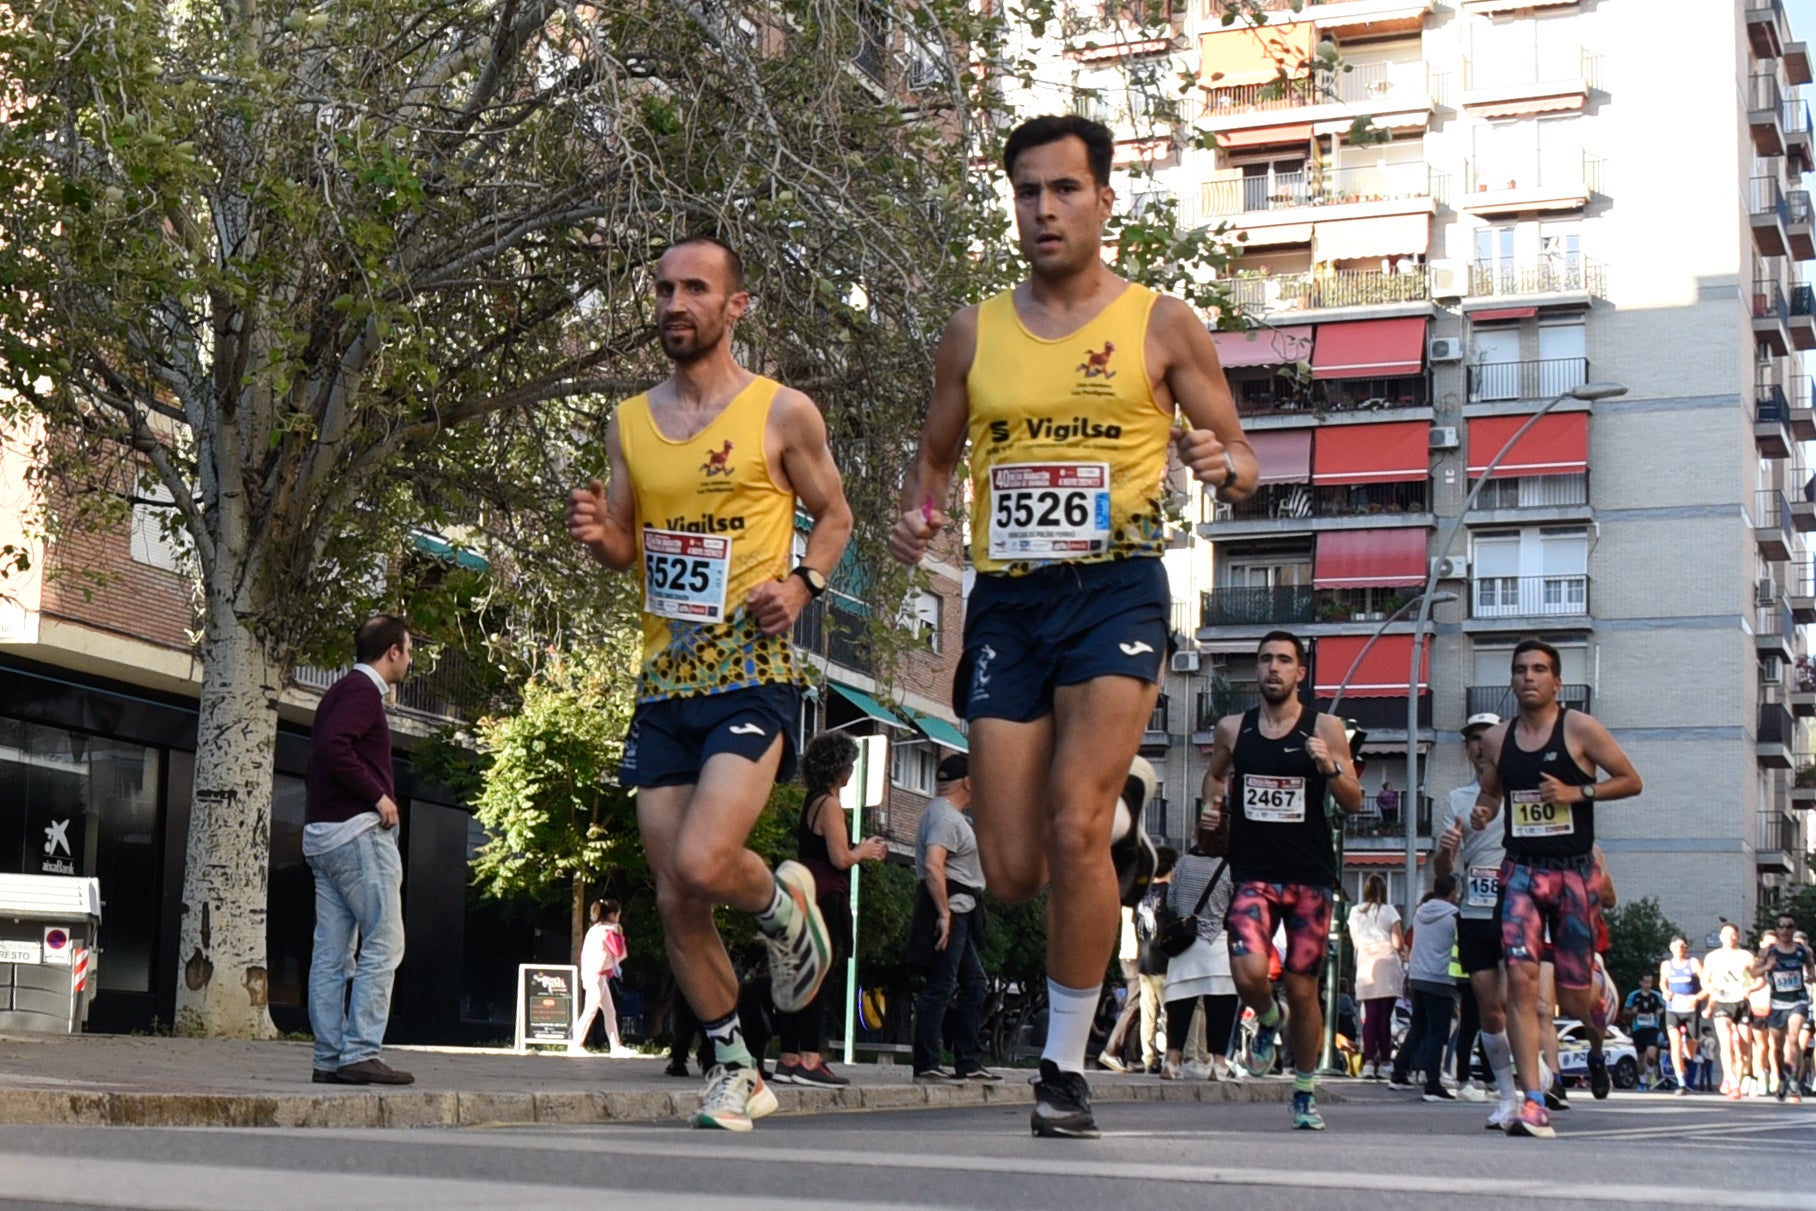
[1213,1056,1246,1082]
[1246,1007,1284,1078]
[689,1065,777,1132]
[763,860,831,1013]
[1458,1080,1489,1103]
[958,1067,1005,1083]
[913,1067,964,1083]
[1182,1060,1214,1081]
[1030,1060,1099,1139]
[1097,1051,1127,1073]
[1587,1052,1611,1101]
[1506,1098,1556,1140]
[1112,759,1159,908]
[775,1059,849,1088]
[1385,1075,1417,1092]
[1777,1080,1789,1104]
[1159,1058,1181,1080]
[1486,1099,1521,1131]
[1422,1085,1457,1102]
[1545,1075,1570,1111]
[1291,1090,1325,1130]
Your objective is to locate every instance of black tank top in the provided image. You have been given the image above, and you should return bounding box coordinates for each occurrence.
[1496,706,1597,861]
[1229,705,1335,886]
[795,792,848,898]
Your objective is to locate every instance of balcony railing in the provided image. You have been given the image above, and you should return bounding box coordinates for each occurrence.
[1467,356,1589,403]
[1318,693,1433,731]
[1758,487,1794,535]
[1468,257,1606,299]
[1795,283,1815,317]
[1756,276,1789,319]
[1202,584,1315,628]
[1201,60,1435,118]
[1754,175,1789,224]
[1196,686,1266,731]
[1468,573,1590,619]
[1758,809,1796,857]
[793,596,876,676]
[1793,189,1813,226]
[1462,48,1600,92]
[1147,694,1170,735]
[292,648,489,722]
[1214,479,1430,524]
[1752,73,1787,116]
[1232,375,1428,417]
[1466,683,1591,717]
[1224,268,1431,317]
[1759,379,1790,423]
[1465,151,1603,197]
[1344,795,1433,840]
[1199,163,1440,219]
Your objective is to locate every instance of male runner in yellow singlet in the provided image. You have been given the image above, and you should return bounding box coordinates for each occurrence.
[567,236,853,1132]
[889,116,1256,1138]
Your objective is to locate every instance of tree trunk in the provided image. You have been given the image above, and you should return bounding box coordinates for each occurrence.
[571,872,586,969]
[172,603,281,1039]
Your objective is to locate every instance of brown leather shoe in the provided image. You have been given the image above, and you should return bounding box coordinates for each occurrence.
[311,1069,346,1085]
[334,1058,415,1086]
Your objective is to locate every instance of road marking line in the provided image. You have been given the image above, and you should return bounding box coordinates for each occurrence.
[297,1126,1816,1208]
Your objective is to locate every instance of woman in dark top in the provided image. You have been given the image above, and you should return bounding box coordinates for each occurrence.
[772,732,888,1087]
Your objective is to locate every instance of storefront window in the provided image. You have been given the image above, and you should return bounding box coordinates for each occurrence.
[0,720,161,992]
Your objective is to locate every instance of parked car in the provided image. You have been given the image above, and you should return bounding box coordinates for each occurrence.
[1555,1018,1639,1090]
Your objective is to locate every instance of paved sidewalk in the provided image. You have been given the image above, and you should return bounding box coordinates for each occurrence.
[0,1033,1317,1129]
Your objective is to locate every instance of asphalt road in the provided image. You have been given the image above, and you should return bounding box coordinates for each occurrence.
[0,1085,1811,1211]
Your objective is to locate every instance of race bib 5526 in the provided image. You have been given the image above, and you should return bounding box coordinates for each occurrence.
[987,462,1111,561]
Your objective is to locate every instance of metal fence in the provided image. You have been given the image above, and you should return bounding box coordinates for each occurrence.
[1466,356,1589,402]
[1468,573,1590,619]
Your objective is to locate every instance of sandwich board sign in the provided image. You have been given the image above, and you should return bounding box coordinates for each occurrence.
[514,963,579,1053]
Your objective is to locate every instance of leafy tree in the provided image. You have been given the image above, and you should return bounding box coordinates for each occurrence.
[0,0,1314,1035]
[1755,882,1816,941]
[1604,897,1685,998]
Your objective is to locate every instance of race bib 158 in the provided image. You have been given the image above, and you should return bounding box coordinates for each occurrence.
[1466,863,1501,909]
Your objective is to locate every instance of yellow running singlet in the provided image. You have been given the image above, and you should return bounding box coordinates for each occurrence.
[966,283,1173,576]
[617,376,804,702]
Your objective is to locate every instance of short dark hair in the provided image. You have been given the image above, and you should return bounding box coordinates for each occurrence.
[662,235,745,291]
[801,731,859,796]
[1002,115,1115,187]
[1154,845,1179,880]
[355,614,410,664]
[1511,637,1562,678]
[1257,630,1306,665]
[1425,873,1458,903]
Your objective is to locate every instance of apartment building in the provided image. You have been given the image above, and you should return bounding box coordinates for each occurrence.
[995,0,1816,929]
[1179,0,1813,929]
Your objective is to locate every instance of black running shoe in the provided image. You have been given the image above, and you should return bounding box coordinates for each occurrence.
[1587,1052,1611,1101]
[1545,1075,1571,1111]
[1030,1060,1100,1139]
[1112,758,1159,908]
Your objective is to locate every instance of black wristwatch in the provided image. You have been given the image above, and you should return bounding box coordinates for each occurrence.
[1581,783,1597,803]
[790,565,828,598]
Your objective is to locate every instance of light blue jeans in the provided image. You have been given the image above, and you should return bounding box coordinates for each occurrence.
[306,826,405,1070]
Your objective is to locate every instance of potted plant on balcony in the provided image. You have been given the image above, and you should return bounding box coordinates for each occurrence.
[1317,598,1353,623]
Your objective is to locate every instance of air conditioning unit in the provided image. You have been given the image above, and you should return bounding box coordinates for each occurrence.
[1433,555,1469,580]
[1171,651,1202,674]
[1429,337,1464,363]
[1430,259,1466,300]
[1430,426,1460,450]
[1758,577,1781,606]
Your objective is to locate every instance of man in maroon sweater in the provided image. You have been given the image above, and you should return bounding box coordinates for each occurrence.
[305,615,414,1085]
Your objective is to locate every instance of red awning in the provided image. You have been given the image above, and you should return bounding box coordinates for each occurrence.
[1219,123,1315,150]
[1466,413,1589,478]
[1311,421,1430,485]
[1311,318,1429,379]
[1347,852,1430,867]
[1469,307,1537,322]
[1312,528,1429,589]
[1251,429,1313,485]
[1313,633,1431,697]
[1213,325,1313,368]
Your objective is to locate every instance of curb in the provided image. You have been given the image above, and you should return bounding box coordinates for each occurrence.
[0,1074,1328,1130]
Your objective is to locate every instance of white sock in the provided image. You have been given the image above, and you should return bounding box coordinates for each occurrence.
[1110,799,1132,844]
[1042,980,1100,1074]
[1481,1030,1517,1100]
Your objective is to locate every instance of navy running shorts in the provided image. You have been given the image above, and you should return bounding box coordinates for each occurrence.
[955,557,1168,722]
[620,683,800,789]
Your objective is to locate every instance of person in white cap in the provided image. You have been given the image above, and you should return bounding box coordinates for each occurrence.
[1433,711,1521,1129]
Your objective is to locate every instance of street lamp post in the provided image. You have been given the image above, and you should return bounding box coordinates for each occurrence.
[1401,381,1627,924]
[1315,589,1456,1074]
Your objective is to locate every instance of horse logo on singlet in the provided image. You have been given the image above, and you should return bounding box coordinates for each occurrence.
[701,440,734,477]
[1077,341,1116,379]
